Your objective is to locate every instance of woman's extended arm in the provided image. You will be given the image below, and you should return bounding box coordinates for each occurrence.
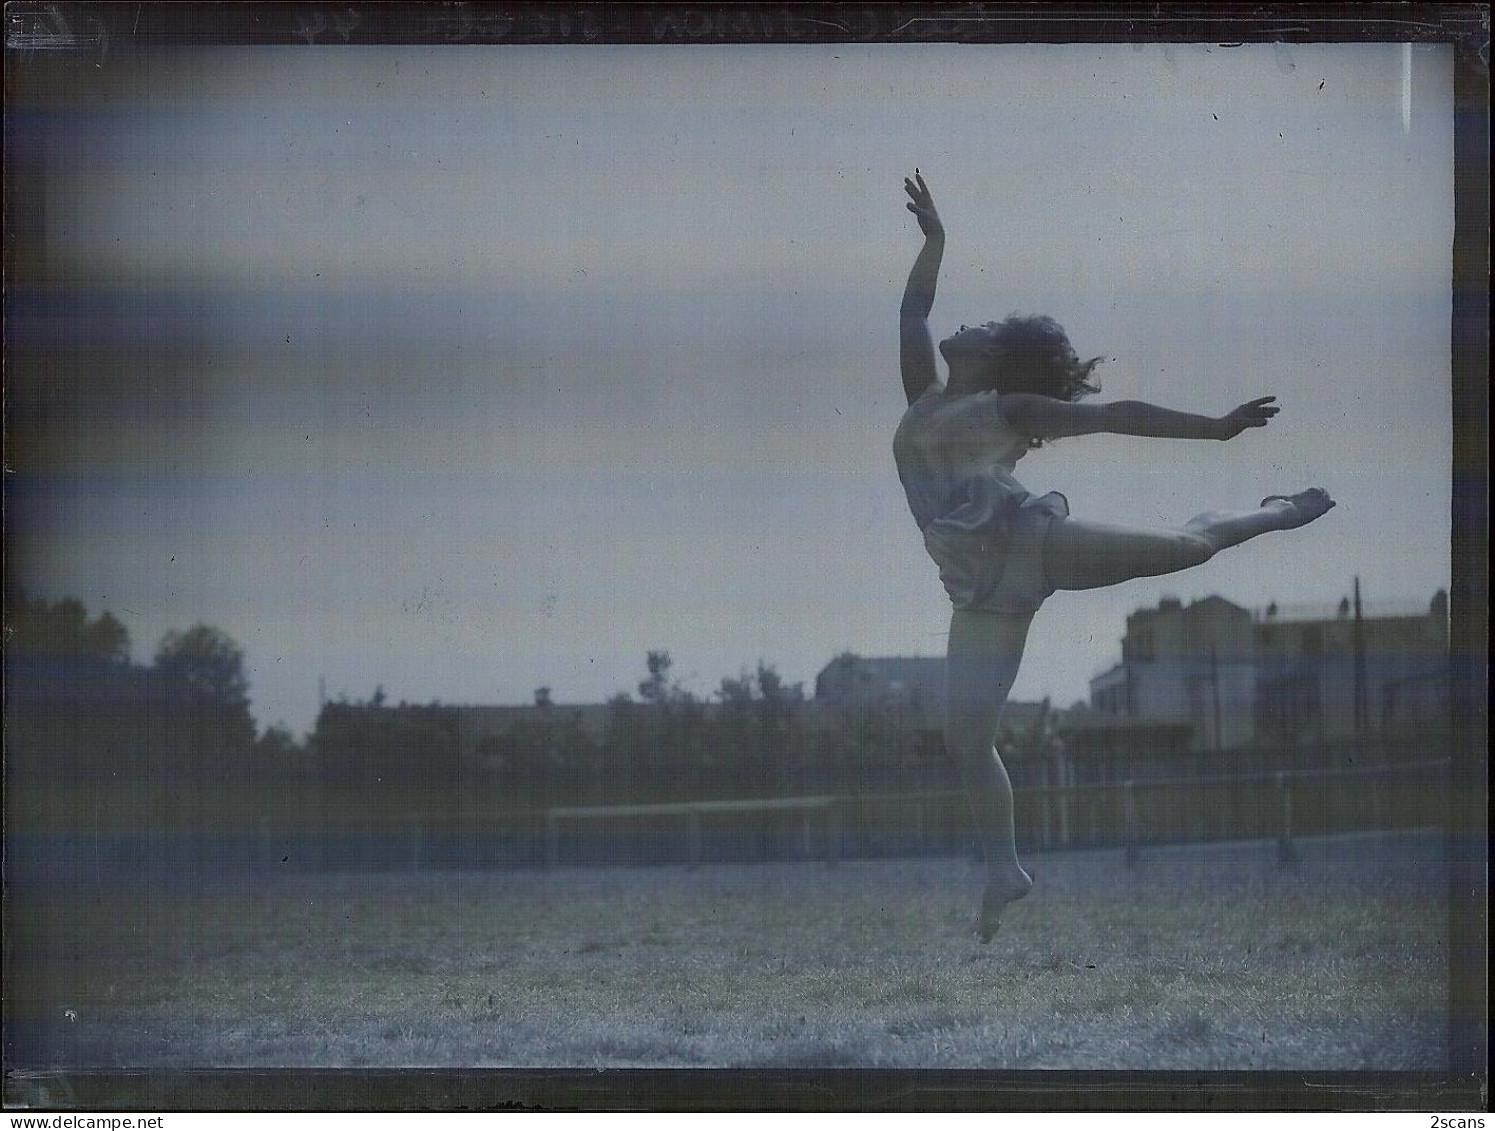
[900,170,944,405]
[999,394,1280,441]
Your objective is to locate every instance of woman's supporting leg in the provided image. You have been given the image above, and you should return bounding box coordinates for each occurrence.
[946,607,1037,941]
[1044,488,1335,592]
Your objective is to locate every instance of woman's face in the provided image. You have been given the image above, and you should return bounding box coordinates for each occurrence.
[938,322,1001,360]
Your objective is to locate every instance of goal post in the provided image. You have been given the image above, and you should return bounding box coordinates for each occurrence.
[545,794,841,868]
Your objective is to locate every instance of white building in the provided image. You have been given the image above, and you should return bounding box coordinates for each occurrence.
[1088,595,1257,752]
[1088,590,1450,751]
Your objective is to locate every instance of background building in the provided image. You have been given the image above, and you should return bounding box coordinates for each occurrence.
[813,654,945,731]
[1253,589,1450,743]
[1088,588,1450,754]
[1088,595,1258,753]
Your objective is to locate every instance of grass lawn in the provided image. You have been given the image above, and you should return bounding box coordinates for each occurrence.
[7,829,1447,1070]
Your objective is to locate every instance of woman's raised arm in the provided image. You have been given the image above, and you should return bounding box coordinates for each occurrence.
[900,170,944,405]
[999,394,1281,442]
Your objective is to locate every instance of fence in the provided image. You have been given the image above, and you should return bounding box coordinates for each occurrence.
[544,795,839,868]
[16,757,1450,875]
[538,759,1452,868]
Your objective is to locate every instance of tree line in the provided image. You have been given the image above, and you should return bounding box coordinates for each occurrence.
[6,595,993,866]
[307,649,971,865]
[6,591,316,866]
[16,592,1423,868]
[311,650,976,803]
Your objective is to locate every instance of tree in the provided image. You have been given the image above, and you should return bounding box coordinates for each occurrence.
[154,624,251,709]
[255,722,306,767]
[4,594,151,857]
[638,650,684,706]
[712,662,804,799]
[602,692,641,805]
[153,623,255,755]
[84,611,130,665]
[601,653,703,805]
[6,591,131,665]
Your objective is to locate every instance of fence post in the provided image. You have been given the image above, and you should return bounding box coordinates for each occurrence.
[545,811,559,869]
[686,809,703,868]
[1123,780,1139,867]
[825,800,841,868]
[1276,772,1299,866]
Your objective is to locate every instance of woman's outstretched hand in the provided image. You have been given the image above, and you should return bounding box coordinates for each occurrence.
[905,169,943,239]
[1215,395,1280,440]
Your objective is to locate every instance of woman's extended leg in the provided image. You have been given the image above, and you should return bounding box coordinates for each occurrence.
[1044,488,1335,591]
[946,607,1037,942]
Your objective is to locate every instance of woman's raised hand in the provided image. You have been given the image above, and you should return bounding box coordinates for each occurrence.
[904,170,943,239]
[1216,395,1280,440]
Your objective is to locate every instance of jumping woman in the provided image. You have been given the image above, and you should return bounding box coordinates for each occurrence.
[894,171,1335,942]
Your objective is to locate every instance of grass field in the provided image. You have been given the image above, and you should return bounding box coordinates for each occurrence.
[8,830,1448,1070]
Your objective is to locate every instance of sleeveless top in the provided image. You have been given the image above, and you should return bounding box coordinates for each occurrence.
[893,384,1067,534]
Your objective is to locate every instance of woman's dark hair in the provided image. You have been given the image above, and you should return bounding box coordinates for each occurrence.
[978,314,1103,403]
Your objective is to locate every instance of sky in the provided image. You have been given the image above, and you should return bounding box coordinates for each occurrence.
[10,42,1454,738]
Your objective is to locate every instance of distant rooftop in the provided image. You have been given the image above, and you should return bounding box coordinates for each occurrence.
[1251,594,1445,623]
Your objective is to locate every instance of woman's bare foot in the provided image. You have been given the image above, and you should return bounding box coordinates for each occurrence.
[1261,488,1336,529]
[978,865,1033,943]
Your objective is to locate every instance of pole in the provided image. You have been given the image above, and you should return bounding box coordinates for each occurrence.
[1210,643,1223,753]
[687,809,702,868]
[545,812,559,868]
[1123,779,1139,867]
[1276,771,1299,866]
[1353,576,1368,736]
[825,799,841,867]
